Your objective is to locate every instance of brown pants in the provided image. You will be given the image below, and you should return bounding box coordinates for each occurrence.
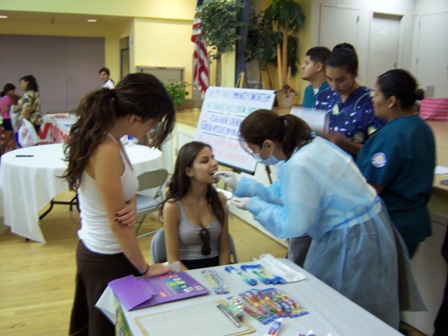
[69,241,138,336]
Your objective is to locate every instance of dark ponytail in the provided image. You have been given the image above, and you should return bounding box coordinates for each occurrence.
[1,83,16,97]
[63,73,175,190]
[326,43,358,75]
[239,109,312,160]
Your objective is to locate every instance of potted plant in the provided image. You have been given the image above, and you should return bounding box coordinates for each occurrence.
[200,0,245,86]
[263,0,305,108]
[165,81,189,109]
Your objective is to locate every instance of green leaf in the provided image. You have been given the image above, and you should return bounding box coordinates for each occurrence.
[200,0,246,60]
[165,81,190,108]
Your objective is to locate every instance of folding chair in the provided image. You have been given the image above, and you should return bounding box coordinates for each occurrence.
[150,227,238,264]
[135,168,168,238]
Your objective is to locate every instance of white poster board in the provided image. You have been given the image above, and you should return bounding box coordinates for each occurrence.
[195,87,276,174]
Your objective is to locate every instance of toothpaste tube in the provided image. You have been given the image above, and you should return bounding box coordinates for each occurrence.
[264,318,283,336]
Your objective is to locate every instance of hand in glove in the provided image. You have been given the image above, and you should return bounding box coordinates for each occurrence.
[232,197,250,210]
[214,170,240,190]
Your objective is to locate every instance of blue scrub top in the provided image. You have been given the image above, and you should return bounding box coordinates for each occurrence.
[314,86,385,154]
[357,114,435,245]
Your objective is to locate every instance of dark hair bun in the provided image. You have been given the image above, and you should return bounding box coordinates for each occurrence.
[333,42,355,52]
[414,88,425,101]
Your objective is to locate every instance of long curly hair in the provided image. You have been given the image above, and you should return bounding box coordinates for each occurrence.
[62,73,175,190]
[160,141,225,225]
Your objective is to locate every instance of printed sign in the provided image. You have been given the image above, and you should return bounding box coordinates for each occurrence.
[195,87,276,174]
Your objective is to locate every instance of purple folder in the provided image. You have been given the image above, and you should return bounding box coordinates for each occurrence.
[109,271,209,311]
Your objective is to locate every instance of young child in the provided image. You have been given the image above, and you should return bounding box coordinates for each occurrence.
[0,83,19,152]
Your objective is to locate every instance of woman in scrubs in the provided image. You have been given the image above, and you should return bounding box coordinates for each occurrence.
[357,69,435,257]
[313,43,384,157]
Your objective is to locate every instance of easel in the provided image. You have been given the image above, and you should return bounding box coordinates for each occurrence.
[235,71,247,89]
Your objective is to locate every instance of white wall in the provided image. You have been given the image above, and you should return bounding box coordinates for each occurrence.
[412,0,448,97]
[310,0,416,86]
[415,0,448,12]
[132,18,193,79]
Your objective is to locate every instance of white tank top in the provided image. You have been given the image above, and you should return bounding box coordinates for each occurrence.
[77,134,138,254]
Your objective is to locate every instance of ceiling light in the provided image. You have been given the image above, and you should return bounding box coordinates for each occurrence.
[0,15,8,19]
[87,19,97,23]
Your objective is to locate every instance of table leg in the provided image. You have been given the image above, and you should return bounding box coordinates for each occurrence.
[39,196,79,221]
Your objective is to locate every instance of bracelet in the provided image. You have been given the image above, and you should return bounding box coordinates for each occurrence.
[138,264,150,276]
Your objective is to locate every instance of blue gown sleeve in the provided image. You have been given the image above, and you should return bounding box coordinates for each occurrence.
[244,161,322,239]
[234,176,282,205]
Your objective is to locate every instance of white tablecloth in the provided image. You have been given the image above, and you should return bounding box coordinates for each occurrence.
[96,259,402,336]
[39,113,77,144]
[0,144,164,243]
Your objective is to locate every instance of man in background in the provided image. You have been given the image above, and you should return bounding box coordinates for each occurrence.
[99,67,115,89]
[301,46,330,108]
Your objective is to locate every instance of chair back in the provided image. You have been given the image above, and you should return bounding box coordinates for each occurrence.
[151,228,167,263]
[150,228,238,264]
[137,169,168,193]
[134,168,169,238]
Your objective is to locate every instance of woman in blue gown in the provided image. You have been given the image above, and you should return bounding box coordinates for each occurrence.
[216,109,424,329]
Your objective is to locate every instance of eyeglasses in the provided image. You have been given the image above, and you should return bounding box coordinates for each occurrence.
[148,117,171,146]
[149,120,164,138]
[239,138,264,157]
[199,227,211,256]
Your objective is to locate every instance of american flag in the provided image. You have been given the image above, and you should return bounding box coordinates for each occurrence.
[192,0,209,94]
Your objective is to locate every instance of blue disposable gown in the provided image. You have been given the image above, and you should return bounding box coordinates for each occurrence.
[234,137,423,328]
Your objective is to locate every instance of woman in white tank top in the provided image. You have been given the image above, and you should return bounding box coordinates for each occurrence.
[62,73,175,336]
[161,141,231,270]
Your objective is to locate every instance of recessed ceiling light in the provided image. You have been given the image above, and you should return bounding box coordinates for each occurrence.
[0,15,8,19]
[87,19,97,23]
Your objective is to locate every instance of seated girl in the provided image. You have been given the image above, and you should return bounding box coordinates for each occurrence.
[160,141,231,270]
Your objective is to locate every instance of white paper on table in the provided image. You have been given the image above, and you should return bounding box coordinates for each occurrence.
[257,253,306,283]
[435,165,448,175]
[291,107,330,135]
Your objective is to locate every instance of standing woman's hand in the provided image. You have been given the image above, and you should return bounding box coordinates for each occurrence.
[144,263,171,277]
[115,202,137,227]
